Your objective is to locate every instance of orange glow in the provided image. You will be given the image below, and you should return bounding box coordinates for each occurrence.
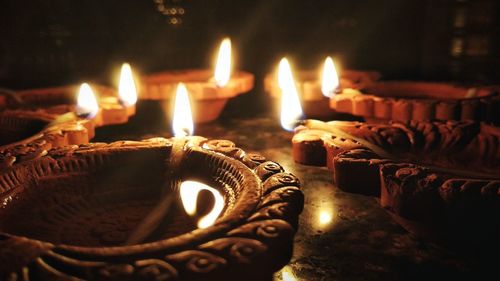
[179,181,225,229]
[278,58,303,131]
[321,56,339,98]
[214,38,232,87]
[76,83,99,118]
[119,63,138,106]
[319,210,333,225]
[172,83,194,137]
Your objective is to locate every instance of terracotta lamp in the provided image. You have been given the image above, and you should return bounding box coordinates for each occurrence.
[141,38,254,123]
[265,57,380,118]
[0,79,303,280]
[292,119,499,243]
[0,79,136,150]
[330,81,500,123]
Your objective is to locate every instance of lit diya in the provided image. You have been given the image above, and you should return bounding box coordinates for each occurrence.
[0,82,303,281]
[0,63,138,148]
[141,38,254,123]
[330,81,500,122]
[265,57,380,118]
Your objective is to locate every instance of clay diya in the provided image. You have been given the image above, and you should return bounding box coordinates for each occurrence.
[0,81,136,148]
[265,57,380,118]
[292,119,499,243]
[0,62,139,147]
[0,136,303,281]
[330,81,500,123]
[0,79,303,280]
[140,38,254,123]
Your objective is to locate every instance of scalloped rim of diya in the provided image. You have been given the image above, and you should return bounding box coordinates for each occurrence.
[292,120,499,242]
[0,137,303,280]
[0,84,135,150]
[141,69,254,123]
[264,70,380,118]
[330,81,500,122]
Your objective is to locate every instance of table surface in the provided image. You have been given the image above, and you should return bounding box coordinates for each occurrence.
[95,115,494,281]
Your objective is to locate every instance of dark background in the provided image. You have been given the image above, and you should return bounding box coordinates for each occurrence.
[1,0,499,114]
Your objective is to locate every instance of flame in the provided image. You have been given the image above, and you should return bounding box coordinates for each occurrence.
[278,58,303,131]
[119,63,138,106]
[76,83,99,118]
[172,83,194,137]
[321,56,339,98]
[180,181,225,229]
[214,38,232,87]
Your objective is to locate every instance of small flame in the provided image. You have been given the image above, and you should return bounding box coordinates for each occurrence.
[172,83,194,137]
[119,63,138,106]
[214,38,232,87]
[180,181,225,229]
[321,56,339,98]
[278,58,303,131]
[76,83,99,118]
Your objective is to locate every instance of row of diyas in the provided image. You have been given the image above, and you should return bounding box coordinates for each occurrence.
[75,37,254,124]
[268,57,499,123]
[265,57,380,119]
[274,53,499,250]
[0,37,250,232]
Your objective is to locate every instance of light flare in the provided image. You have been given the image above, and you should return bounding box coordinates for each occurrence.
[319,210,333,225]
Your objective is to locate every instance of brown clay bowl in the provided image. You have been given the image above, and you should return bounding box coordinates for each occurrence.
[0,138,303,281]
[330,81,500,123]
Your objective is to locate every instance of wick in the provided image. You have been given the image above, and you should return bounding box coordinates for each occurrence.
[125,138,188,245]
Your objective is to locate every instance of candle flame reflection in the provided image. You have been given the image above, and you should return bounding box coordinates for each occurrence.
[76,83,99,118]
[278,58,303,131]
[321,56,339,98]
[172,83,194,137]
[319,210,333,225]
[119,63,138,106]
[214,38,232,87]
[179,181,225,229]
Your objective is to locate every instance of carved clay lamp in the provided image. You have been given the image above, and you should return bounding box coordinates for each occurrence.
[292,119,499,244]
[0,82,303,280]
[330,81,500,122]
[0,62,138,148]
[265,56,380,118]
[141,38,254,123]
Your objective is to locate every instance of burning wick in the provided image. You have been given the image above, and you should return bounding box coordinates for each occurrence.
[278,58,304,132]
[76,83,99,119]
[118,62,138,107]
[321,56,340,98]
[214,38,232,88]
[173,83,194,137]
